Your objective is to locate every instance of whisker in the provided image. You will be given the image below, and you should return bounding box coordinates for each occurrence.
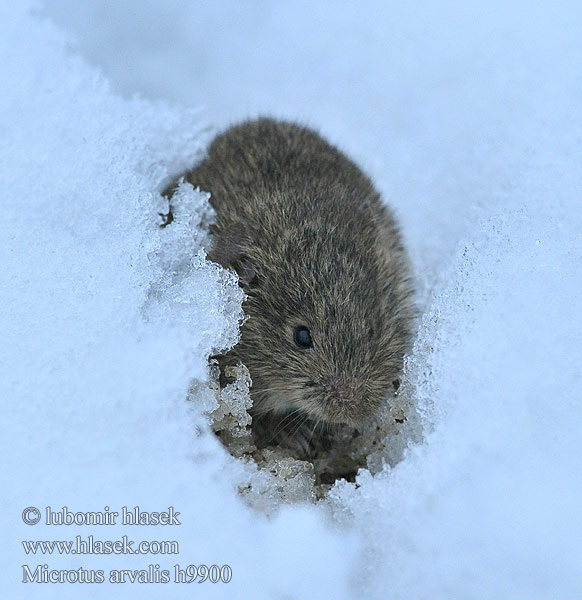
[270,408,306,442]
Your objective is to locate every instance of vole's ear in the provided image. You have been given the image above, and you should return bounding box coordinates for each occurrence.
[210,223,257,288]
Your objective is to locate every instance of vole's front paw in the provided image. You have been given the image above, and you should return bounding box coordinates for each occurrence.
[253,411,326,459]
[273,419,319,458]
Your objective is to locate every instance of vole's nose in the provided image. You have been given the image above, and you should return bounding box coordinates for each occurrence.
[327,375,373,425]
[329,375,359,405]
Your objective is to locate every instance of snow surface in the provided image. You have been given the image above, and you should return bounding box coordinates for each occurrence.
[2,0,582,598]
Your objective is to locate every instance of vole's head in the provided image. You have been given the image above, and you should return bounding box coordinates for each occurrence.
[212,188,414,429]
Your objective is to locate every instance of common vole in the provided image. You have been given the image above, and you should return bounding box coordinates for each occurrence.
[165,118,414,456]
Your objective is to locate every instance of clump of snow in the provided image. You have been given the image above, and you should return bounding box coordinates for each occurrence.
[207,362,253,444]
[146,179,245,360]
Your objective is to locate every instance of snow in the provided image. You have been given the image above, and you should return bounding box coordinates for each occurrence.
[2,0,581,598]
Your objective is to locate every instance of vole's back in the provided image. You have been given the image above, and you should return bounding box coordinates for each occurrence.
[189,118,377,217]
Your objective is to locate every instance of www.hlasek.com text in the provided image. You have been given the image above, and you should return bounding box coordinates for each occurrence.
[23,536,179,555]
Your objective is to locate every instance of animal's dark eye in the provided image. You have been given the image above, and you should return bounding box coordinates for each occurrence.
[293,325,313,349]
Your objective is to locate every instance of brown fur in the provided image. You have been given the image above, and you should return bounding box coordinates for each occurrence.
[165,118,414,456]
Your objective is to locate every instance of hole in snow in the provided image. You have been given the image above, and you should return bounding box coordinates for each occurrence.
[201,360,422,510]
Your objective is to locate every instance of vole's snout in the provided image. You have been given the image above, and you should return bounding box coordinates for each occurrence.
[328,374,359,405]
[325,374,375,426]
